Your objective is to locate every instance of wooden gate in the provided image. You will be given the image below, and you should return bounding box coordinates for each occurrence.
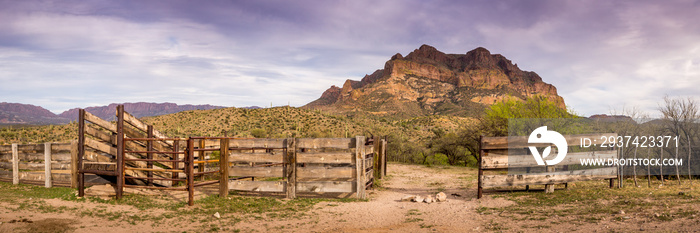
[478,133,619,198]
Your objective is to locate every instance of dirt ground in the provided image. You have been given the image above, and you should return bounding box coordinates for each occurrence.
[1,163,699,232]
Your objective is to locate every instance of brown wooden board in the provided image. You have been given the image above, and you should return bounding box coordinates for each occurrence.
[296,181,354,193]
[83,162,116,171]
[297,166,354,179]
[229,152,283,163]
[229,166,283,178]
[297,138,355,149]
[296,152,354,164]
[228,180,285,192]
[480,150,617,169]
[481,133,618,150]
[229,138,286,149]
[480,167,617,188]
[85,111,117,133]
[85,137,116,156]
[0,162,70,171]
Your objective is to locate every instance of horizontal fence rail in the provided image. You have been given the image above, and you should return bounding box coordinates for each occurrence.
[478,134,618,198]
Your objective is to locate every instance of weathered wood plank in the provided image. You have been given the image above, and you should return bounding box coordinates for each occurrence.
[122,111,149,134]
[229,153,283,163]
[297,138,355,149]
[355,136,365,198]
[84,150,114,162]
[122,111,168,140]
[285,138,296,199]
[481,150,618,169]
[70,140,78,188]
[228,180,285,192]
[296,152,354,164]
[480,167,618,188]
[12,143,18,184]
[51,153,72,161]
[0,162,71,170]
[50,143,72,152]
[86,124,115,144]
[44,142,51,188]
[85,111,116,133]
[85,137,116,156]
[229,138,286,149]
[297,166,354,179]
[0,170,73,183]
[229,166,283,178]
[364,157,373,169]
[83,162,116,171]
[296,181,355,193]
[16,144,45,152]
[0,145,11,153]
[481,133,618,150]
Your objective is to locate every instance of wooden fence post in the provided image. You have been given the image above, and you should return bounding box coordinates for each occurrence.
[382,137,387,177]
[116,105,124,199]
[146,125,153,186]
[199,139,206,181]
[477,136,483,199]
[285,138,296,199]
[544,166,555,193]
[187,138,194,206]
[355,136,366,199]
[44,142,52,188]
[361,143,367,193]
[373,138,381,180]
[219,138,229,198]
[78,109,85,196]
[71,140,78,188]
[12,143,18,185]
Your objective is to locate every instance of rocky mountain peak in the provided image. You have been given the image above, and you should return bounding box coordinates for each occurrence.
[304,45,566,118]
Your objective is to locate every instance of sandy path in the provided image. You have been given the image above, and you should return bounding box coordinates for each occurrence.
[0,163,512,232]
[232,163,511,232]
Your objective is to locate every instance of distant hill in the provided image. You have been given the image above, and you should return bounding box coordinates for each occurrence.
[304,45,565,118]
[0,102,70,125]
[59,102,226,121]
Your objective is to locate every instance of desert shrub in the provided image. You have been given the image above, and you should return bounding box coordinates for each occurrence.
[250,128,267,138]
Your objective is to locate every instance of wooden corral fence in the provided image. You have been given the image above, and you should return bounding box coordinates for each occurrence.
[221,136,384,199]
[73,105,387,206]
[77,105,183,198]
[0,141,110,187]
[0,142,76,187]
[478,133,619,198]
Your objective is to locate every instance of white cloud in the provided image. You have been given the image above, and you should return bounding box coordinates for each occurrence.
[1,0,700,117]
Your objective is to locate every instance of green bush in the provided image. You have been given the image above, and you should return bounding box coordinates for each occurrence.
[250,128,267,138]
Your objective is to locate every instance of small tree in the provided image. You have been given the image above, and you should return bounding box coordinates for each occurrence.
[456,95,576,167]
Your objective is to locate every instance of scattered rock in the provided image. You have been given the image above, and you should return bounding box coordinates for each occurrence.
[678,192,685,196]
[424,195,434,203]
[654,213,660,218]
[413,195,424,203]
[401,195,416,202]
[618,210,625,215]
[436,192,447,202]
[213,212,221,219]
[451,193,461,197]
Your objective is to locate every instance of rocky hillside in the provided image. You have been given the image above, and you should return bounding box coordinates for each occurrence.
[305,45,565,118]
[0,102,70,125]
[59,102,225,121]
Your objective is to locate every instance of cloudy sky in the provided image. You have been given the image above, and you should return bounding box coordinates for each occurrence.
[1,0,699,116]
